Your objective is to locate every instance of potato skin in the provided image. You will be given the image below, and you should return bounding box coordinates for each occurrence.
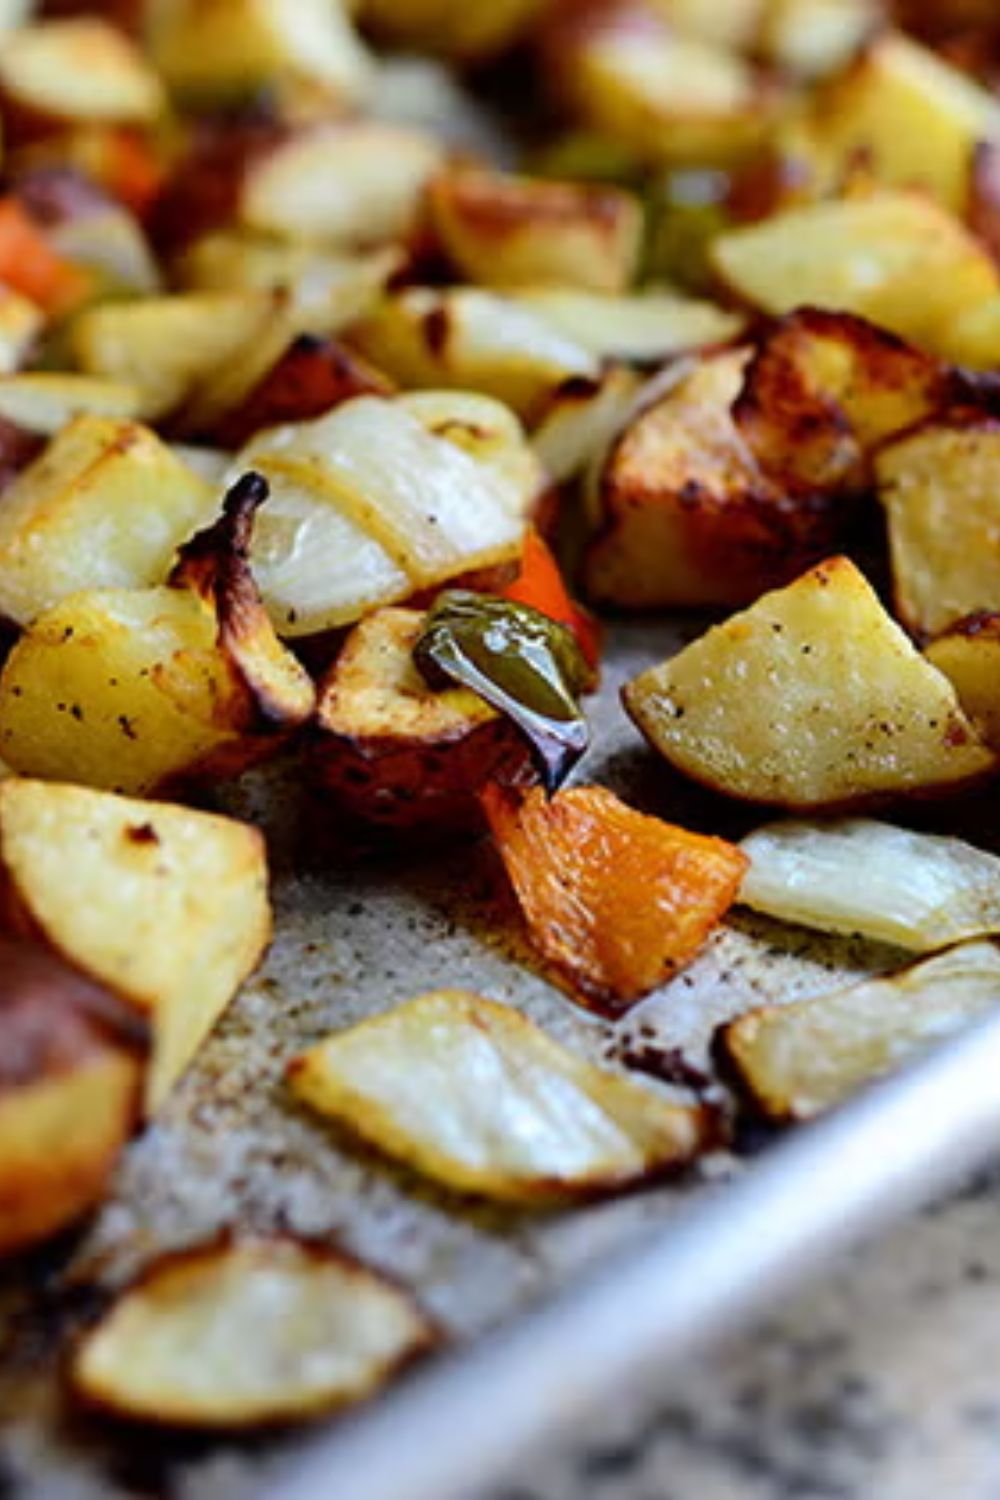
[0,935,143,1257]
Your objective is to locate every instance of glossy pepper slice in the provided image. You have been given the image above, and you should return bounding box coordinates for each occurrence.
[413,590,590,793]
[482,783,749,1014]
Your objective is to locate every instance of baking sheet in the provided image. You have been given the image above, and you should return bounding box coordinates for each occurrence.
[0,616,981,1499]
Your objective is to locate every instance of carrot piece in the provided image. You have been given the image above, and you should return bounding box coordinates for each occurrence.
[98,129,165,219]
[502,528,601,671]
[0,199,89,316]
[482,782,748,1013]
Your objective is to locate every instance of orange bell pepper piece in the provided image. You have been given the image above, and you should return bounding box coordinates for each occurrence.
[99,129,165,220]
[502,528,601,672]
[0,198,90,317]
[482,782,748,1013]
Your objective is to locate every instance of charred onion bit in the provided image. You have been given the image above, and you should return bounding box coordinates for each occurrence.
[482,782,749,1014]
[413,590,590,792]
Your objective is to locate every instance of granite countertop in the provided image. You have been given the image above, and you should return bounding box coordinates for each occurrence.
[501,1169,1000,1500]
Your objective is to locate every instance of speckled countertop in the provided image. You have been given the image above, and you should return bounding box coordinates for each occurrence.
[500,1173,1000,1500]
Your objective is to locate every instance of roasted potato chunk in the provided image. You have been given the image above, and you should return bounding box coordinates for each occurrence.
[0,934,142,1257]
[350,287,599,420]
[759,0,879,79]
[711,189,1000,359]
[289,989,712,1202]
[877,418,1000,638]
[70,291,278,420]
[0,415,215,627]
[549,1,780,166]
[513,288,744,364]
[0,372,143,433]
[584,347,846,608]
[150,0,371,112]
[0,777,271,1111]
[71,1237,435,1428]
[719,941,1000,1121]
[314,608,527,832]
[0,474,316,794]
[925,614,1000,750]
[483,783,747,1013]
[801,32,1000,213]
[239,123,443,248]
[0,19,164,139]
[427,167,643,295]
[623,557,996,809]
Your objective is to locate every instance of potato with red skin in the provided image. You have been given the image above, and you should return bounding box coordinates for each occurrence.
[0,934,144,1258]
[314,608,531,834]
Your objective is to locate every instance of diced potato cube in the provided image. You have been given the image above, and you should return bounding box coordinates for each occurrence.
[0,19,164,130]
[623,556,996,808]
[0,777,271,1111]
[0,416,215,627]
[925,615,1000,750]
[513,288,744,364]
[877,418,1000,638]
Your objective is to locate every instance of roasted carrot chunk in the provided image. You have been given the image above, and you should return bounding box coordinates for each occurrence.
[0,198,90,315]
[482,783,748,1013]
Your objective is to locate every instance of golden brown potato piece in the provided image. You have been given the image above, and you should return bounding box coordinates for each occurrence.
[733,308,978,499]
[350,287,599,421]
[0,372,143,433]
[877,418,1000,639]
[314,607,528,832]
[0,287,43,374]
[0,474,316,795]
[623,556,996,809]
[711,188,1000,360]
[0,415,215,628]
[546,0,780,166]
[718,941,1000,1121]
[70,291,278,421]
[289,989,712,1202]
[925,614,1000,750]
[0,934,142,1257]
[238,123,443,249]
[150,0,371,112]
[513,288,744,364]
[0,777,271,1112]
[71,1236,435,1428]
[427,167,643,295]
[0,19,164,142]
[358,0,542,61]
[801,32,1000,213]
[583,347,847,608]
[759,0,879,79]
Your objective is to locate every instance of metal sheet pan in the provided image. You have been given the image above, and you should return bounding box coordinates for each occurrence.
[3,617,1000,1499]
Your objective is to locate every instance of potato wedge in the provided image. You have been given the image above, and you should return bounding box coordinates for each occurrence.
[513,288,744,364]
[877,418,1000,639]
[69,291,277,420]
[0,20,164,137]
[0,934,142,1257]
[926,615,1000,750]
[0,372,143,433]
[175,233,400,314]
[350,287,599,420]
[150,0,371,113]
[483,783,747,1013]
[584,347,846,608]
[427,167,643,295]
[314,608,527,832]
[0,778,271,1111]
[0,416,215,628]
[802,32,1000,212]
[239,123,442,248]
[71,1237,434,1427]
[289,989,712,1201]
[623,556,996,808]
[0,475,316,793]
[759,0,879,79]
[0,286,43,375]
[711,188,1000,359]
[740,818,1000,951]
[718,940,1000,1121]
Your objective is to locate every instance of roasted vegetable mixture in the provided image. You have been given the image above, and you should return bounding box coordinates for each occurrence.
[2,0,1000,1433]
